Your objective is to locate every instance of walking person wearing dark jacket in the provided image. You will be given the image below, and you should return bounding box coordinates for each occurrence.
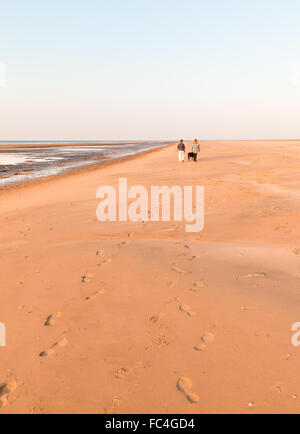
[177,139,186,162]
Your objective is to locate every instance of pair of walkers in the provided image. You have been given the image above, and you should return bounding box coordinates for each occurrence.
[177,139,200,162]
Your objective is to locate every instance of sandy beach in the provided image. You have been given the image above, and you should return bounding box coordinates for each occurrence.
[1,140,300,414]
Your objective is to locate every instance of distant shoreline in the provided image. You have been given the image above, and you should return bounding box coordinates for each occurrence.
[0,138,299,150]
[0,140,174,150]
[0,142,176,193]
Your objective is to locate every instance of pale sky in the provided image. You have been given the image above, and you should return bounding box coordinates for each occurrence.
[0,0,299,141]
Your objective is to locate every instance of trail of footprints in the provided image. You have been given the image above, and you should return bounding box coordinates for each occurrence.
[0,245,130,410]
[171,249,214,406]
[144,256,214,408]
[37,243,214,410]
[36,241,268,410]
[40,244,212,409]
[39,247,113,359]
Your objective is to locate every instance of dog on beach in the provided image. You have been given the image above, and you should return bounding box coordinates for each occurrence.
[188,152,195,161]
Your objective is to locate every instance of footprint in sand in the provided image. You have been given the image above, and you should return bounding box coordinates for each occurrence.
[149,315,159,324]
[155,335,169,347]
[179,304,196,317]
[117,242,128,248]
[172,266,191,275]
[272,383,283,393]
[293,249,300,256]
[190,281,204,292]
[247,273,266,278]
[44,312,62,327]
[273,225,290,233]
[194,332,215,352]
[98,259,112,266]
[81,273,93,283]
[39,337,68,358]
[115,368,128,379]
[114,360,149,380]
[193,342,207,352]
[85,289,105,302]
[0,380,17,408]
[177,376,200,404]
[104,397,121,414]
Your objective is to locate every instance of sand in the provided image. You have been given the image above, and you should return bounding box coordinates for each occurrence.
[0,140,300,414]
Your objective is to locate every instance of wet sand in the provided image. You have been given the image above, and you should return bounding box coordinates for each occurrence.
[0,141,171,187]
[0,141,136,149]
[1,140,300,414]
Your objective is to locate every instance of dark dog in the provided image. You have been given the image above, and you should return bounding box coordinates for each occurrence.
[188,152,195,161]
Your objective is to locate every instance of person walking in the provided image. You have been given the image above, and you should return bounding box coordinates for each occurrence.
[177,139,185,162]
[191,139,200,162]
